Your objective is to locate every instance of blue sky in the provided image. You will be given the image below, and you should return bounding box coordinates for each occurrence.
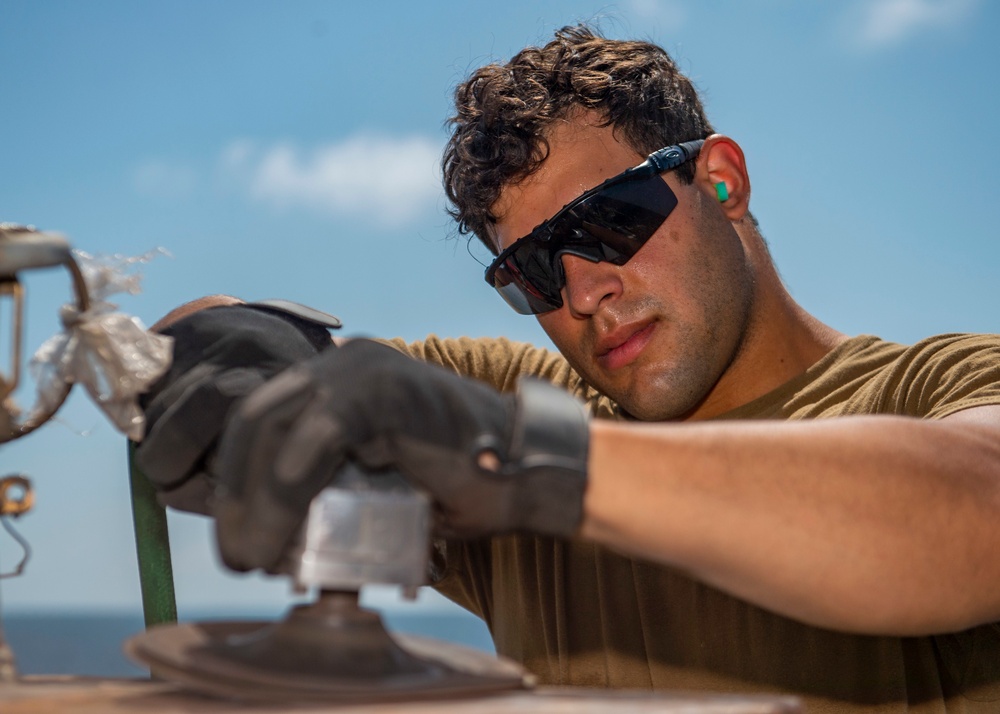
[1,0,997,615]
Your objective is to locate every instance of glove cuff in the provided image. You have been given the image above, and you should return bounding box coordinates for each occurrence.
[508,378,589,537]
[245,299,341,353]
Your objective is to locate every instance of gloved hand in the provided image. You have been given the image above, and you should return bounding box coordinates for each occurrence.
[136,303,336,514]
[213,339,590,573]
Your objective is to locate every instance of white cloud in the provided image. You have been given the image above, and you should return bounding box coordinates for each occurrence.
[850,0,980,50]
[221,135,443,228]
[623,0,686,30]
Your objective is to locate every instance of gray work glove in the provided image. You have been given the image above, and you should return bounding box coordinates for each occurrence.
[137,303,338,513]
[214,339,590,573]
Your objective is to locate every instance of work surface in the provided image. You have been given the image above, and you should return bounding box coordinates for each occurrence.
[3,677,801,713]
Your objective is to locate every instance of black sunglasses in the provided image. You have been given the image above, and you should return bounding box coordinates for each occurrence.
[484,139,704,315]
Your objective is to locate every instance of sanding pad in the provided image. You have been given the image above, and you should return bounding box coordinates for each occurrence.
[125,600,529,703]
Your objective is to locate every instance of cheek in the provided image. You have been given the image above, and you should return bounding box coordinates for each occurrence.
[624,229,686,303]
[537,312,576,349]
[625,197,700,288]
[536,312,595,373]
[636,198,747,305]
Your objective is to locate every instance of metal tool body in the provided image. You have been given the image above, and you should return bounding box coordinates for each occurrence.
[292,466,430,593]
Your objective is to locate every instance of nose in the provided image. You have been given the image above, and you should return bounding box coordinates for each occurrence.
[559,253,623,316]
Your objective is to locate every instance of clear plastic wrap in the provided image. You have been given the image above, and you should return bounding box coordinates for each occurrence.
[28,249,173,440]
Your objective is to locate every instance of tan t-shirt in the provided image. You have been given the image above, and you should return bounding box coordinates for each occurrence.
[384,333,1000,713]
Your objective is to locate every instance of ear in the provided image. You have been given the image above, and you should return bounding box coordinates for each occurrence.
[694,135,750,222]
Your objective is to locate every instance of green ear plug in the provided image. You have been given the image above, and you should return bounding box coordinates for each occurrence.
[715,182,729,202]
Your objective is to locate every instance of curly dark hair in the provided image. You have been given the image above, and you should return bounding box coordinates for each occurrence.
[443,25,715,253]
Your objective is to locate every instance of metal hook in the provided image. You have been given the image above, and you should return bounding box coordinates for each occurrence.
[0,474,33,579]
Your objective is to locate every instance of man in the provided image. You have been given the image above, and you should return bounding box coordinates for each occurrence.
[138,26,1000,712]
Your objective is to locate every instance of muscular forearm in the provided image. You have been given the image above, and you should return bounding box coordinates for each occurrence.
[581,407,1000,635]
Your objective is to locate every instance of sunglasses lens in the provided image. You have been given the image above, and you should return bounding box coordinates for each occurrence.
[488,173,680,315]
[491,245,564,314]
[560,176,678,262]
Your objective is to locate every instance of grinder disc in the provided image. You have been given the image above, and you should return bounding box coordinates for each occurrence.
[125,592,529,703]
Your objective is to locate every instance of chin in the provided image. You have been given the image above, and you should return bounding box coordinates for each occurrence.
[620,400,687,422]
[613,370,715,422]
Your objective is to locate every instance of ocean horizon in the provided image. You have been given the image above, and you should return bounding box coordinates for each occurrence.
[2,606,496,678]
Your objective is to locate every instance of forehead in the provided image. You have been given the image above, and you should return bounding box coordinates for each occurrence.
[490,117,647,252]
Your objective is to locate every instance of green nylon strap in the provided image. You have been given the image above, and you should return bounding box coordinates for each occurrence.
[127,441,177,628]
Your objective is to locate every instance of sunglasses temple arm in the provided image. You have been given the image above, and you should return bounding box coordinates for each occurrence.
[647,139,705,173]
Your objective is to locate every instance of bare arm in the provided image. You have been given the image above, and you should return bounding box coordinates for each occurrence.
[582,405,1000,635]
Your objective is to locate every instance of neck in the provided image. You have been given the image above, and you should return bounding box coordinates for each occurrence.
[686,221,846,421]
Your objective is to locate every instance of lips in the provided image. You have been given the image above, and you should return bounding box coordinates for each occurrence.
[596,321,656,371]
